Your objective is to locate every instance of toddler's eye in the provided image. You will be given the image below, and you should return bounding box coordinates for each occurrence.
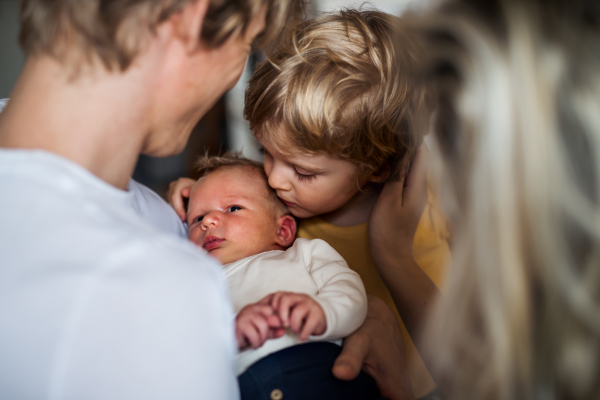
[194,215,204,223]
[227,206,242,212]
[295,170,316,182]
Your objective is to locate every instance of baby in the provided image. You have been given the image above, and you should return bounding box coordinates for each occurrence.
[186,154,381,399]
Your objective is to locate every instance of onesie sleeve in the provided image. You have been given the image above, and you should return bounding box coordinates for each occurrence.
[299,238,368,341]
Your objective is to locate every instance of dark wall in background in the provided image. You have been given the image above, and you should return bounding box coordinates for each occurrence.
[0,0,24,98]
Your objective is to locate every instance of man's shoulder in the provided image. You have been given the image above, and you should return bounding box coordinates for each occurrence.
[128,179,187,238]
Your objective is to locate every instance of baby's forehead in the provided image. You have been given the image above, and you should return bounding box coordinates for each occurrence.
[198,165,270,197]
[212,164,264,183]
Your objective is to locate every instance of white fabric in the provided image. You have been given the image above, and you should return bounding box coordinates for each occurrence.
[128,179,187,238]
[0,99,187,240]
[226,238,367,376]
[0,149,239,400]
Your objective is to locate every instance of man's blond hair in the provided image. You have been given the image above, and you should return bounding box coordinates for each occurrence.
[244,9,429,182]
[19,0,305,71]
[194,153,289,218]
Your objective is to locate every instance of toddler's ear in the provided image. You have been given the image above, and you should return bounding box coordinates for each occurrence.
[367,162,391,183]
[275,215,297,248]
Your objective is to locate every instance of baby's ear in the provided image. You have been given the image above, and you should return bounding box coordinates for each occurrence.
[275,215,297,248]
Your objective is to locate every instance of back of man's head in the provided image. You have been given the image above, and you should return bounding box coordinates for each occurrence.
[19,0,305,71]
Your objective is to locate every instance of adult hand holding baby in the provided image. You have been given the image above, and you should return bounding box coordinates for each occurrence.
[333,295,413,400]
[369,144,439,369]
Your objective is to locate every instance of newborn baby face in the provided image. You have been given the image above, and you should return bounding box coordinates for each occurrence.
[187,166,282,264]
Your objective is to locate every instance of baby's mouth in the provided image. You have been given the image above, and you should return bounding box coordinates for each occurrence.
[203,236,224,251]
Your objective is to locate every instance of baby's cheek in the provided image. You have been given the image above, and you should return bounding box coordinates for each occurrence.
[187,230,202,246]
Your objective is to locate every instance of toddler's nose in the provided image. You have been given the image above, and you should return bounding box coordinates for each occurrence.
[267,168,292,191]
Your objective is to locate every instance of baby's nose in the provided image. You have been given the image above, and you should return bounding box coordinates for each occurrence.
[201,211,220,228]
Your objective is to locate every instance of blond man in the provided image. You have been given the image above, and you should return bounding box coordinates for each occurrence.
[0,1,302,399]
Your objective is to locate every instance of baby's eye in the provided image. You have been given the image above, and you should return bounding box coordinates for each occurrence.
[227,206,242,212]
[193,215,205,223]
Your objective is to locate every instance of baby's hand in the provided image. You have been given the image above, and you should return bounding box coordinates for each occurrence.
[270,292,327,342]
[235,303,285,350]
[166,177,196,221]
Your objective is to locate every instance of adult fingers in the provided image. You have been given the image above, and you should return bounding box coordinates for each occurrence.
[403,143,429,207]
[332,330,370,381]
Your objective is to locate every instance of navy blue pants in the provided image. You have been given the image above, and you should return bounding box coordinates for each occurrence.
[238,342,387,400]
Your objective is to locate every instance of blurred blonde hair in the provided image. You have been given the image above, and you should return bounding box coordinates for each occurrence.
[19,0,305,71]
[244,9,428,182]
[419,0,600,399]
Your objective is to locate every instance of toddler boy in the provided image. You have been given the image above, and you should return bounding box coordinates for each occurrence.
[186,154,383,400]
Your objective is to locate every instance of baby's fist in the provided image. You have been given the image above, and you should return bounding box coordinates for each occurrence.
[270,292,327,342]
[235,304,284,350]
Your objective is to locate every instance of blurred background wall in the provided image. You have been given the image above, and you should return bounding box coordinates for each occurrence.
[0,0,424,198]
[0,0,24,99]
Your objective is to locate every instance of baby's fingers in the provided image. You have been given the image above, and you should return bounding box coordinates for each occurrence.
[251,316,270,348]
[235,327,249,349]
[244,324,262,349]
[289,303,310,334]
[299,310,324,342]
[277,294,301,327]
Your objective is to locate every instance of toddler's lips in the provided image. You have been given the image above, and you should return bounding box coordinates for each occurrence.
[281,199,297,207]
[203,236,224,251]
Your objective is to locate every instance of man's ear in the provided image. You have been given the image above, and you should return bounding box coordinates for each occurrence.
[168,0,210,53]
[275,215,297,248]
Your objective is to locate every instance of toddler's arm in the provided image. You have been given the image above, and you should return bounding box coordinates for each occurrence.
[299,238,368,341]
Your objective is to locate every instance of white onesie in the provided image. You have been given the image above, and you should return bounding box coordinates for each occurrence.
[225,238,367,376]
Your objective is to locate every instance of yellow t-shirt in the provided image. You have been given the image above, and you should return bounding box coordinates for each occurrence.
[297,188,451,398]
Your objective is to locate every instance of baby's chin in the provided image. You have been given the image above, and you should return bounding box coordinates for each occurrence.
[207,248,254,265]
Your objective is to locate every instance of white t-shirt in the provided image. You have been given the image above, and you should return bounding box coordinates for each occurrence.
[0,97,187,239]
[128,180,187,239]
[0,149,239,400]
[226,238,367,376]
